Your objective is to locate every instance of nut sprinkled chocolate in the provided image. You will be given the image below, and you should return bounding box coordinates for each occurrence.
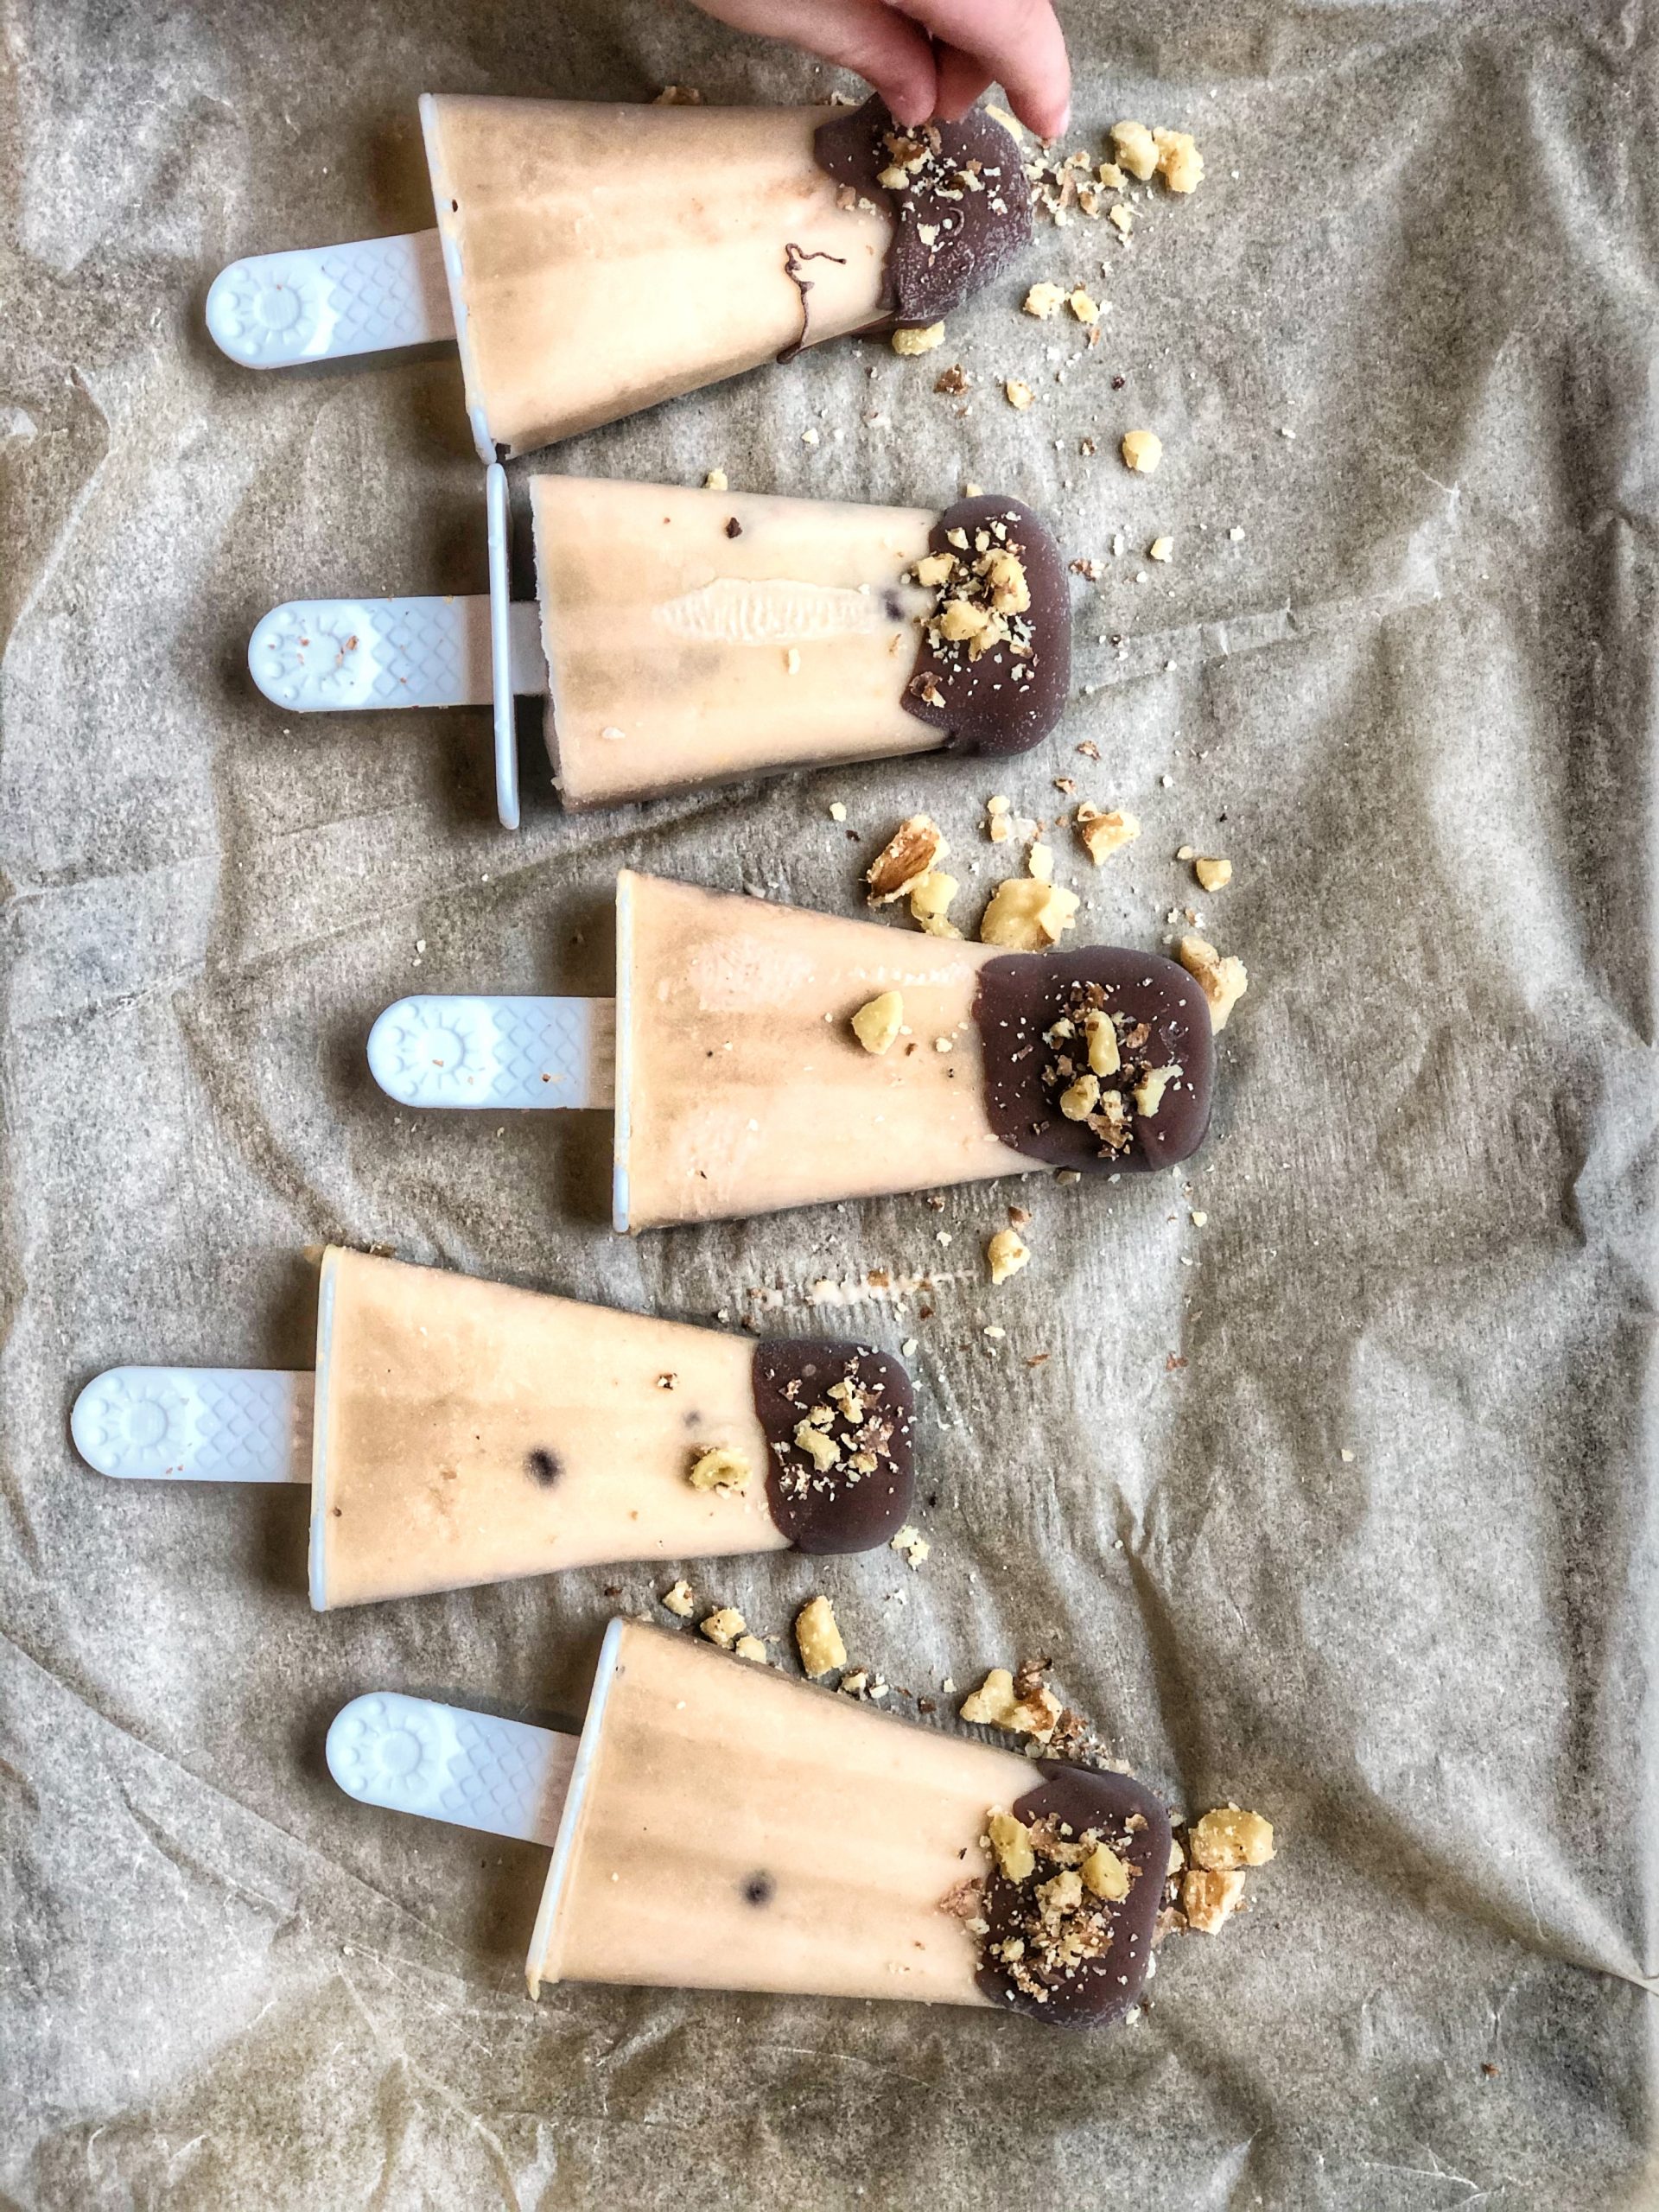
[813,97,1032,330]
[974,1764,1172,2026]
[975,948,1214,1172]
[752,1341,914,1553]
[902,495,1071,757]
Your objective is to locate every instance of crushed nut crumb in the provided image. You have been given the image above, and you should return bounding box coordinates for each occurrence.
[986,1227,1030,1285]
[1178,934,1249,1030]
[980,879,1080,949]
[867,814,948,905]
[686,1445,751,1493]
[1121,429,1163,474]
[1076,804,1141,866]
[660,1578,695,1618]
[893,321,946,355]
[796,1594,847,1676]
[700,1606,747,1650]
[851,990,905,1056]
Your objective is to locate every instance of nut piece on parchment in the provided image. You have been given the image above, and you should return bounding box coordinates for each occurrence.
[909,871,962,938]
[980,879,1080,950]
[867,814,949,905]
[1154,128,1205,194]
[795,1593,847,1677]
[892,321,946,355]
[1109,119,1159,181]
[1193,855,1232,892]
[1178,934,1249,1030]
[1005,378,1036,410]
[1076,804,1141,865]
[699,1605,747,1650]
[659,1578,696,1618]
[734,1634,769,1664]
[1189,1804,1276,1871]
[986,1226,1030,1284]
[851,990,905,1056]
[1121,429,1163,474]
[959,1665,1062,1741]
[1023,280,1067,319]
[1182,1866,1248,1933]
[686,1446,752,1493]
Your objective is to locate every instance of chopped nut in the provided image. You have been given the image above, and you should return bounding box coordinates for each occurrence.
[980,545,1030,613]
[1023,280,1067,319]
[959,1666,1059,1740]
[1193,855,1232,893]
[1076,804,1141,865]
[793,1414,842,1471]
[892,321,946,355]
[653,84,704,105]
[934,363,971,395]
[1148,535,1174,563]
[986,793,1013,842]
[796,1594,846,1676]
[851,990,905,1056]
[686,1446,751,1493]
[1068,286,1100,324]
[890,1523,931,1570]
[1084,1008,1120,1077]
[1004,378,1035,410]
[908,870,959,936]
[1183,1866,1248,1934]
[1081,1841,1132,1900]
[1109,203,1135,238]
[1109,120,1159,181]
[1027,842,1054,883]
[1167,1837,1186,1877]
[700,1606,747,1650]
[1133,1064,1179,1118]
[702,468,728,492]
[1038,1867,1084,1915]
[867,813,948,905]
[1190,1805,1275,1871]
[988,1808,1036,1882]
[1154,127,1204,194]
[1178,933,1249,1031]
[1059,1073,1100,1122]
[986,1227,1030,1285]
[1097,160,1126,190]
[913,551,956,588]
[660,1578,695,1618]
[733,1634,769,1664]
[828,800,847,822]
[980,879,1080,950]
[1121,429,1163,474]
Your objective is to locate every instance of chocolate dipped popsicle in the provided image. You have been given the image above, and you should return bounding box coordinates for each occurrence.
[368,871,1217,1230]
[327,1618,1173,2025]
[424,92,1032,454]
[71,1249,914,1609]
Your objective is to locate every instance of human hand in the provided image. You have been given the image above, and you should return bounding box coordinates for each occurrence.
[687,0,1071,141]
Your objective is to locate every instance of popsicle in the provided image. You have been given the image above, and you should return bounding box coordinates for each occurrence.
[368,869,1217,1230]
[70,1248,915,1608]
[247,472,1071,825]
[207,94,1033,461]
[328,1616,1174,2024]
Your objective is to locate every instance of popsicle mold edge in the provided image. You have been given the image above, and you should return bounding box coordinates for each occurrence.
[308,1252,340,1608]
[526,1614,630,1993]
[486,461,520,828]
[205,230,454,366]
[326,1690,576,1847]
[421,93,495,464]
[611,872,636,1233]
[71,1367,315,1484]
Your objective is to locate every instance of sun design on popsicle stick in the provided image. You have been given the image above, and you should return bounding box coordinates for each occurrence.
[74,1372,191,1478]
[370,999,492,1103]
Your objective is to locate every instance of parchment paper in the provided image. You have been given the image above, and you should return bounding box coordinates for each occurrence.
[3,2,1656,2204]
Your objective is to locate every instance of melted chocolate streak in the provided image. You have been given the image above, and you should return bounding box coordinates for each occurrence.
[975,947,1216,1174]
[750,1339,916,1554]
[976,1764,1173,2028]
[779,244,849,364]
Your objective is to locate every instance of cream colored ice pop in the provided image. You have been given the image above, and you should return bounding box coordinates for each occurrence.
[533,479,1070,805]
[423,93,1032,454]
[328,1618,1174,2025]
[370,871,1219,1230]
[71,1249,915,1609]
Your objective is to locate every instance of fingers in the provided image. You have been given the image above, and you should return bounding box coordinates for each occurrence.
[888,0,1071,137]
[932,42,994,124]
[689,0,941,125]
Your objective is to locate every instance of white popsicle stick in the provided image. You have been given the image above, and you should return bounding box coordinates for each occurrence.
[367,996,615,1111]
[71,1368,315,1484]
[486,461,521,830]
[205,231,455,367]
[247,596,545,715]
[327,1692,576,1847]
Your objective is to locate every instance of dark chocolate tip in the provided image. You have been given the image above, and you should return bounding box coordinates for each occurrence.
[813,97,1032,325]
[976,1764,1172,2029]
[975,947,1215,1173]
[525,1449,562,1488]
[901,495,1071,757]
[751,1340,915,1554]
[742,1872,775,1906]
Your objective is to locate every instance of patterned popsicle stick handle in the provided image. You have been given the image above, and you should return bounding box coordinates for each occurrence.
[206,230,454,366]
[327,1693,575,1847]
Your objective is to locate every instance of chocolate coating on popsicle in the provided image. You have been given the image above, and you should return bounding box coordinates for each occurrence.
[901,495,1071,756]
[752,1340,914,1554]
[975,947,1215,1171]
[813,97,1032,327]
[976,1764,1172,2028]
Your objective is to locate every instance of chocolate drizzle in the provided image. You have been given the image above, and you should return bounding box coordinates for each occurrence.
[813,97,1032,327]
[901,494,1071,756]
[975,947,1215,1172]
[976,1764,1172,2027]
[751,1340,914,1553]
[779,243,849,363]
